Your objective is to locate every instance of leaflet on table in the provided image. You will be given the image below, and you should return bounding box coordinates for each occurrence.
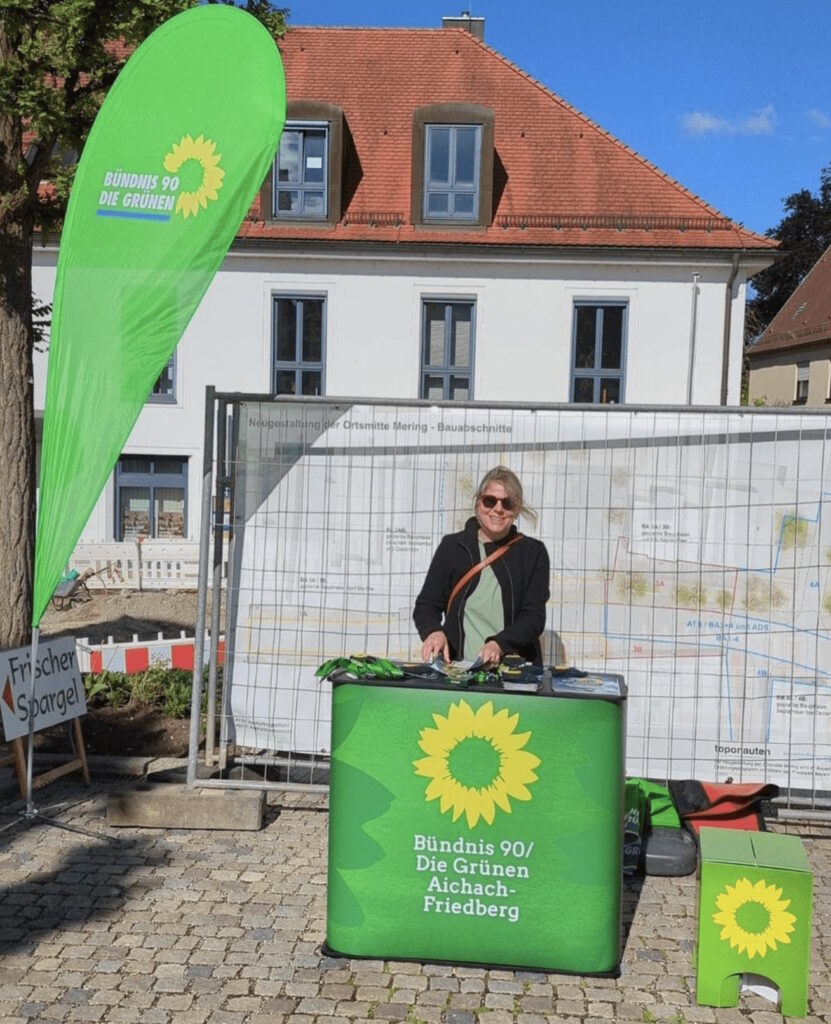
[549,674,624,698]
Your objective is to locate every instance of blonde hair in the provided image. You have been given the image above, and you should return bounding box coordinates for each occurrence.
[475,466,537,525]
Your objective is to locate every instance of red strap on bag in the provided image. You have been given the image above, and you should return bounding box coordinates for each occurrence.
[668,780,779,838]
[446,534,523,613]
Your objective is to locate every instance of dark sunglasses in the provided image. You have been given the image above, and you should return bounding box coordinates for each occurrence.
[480,494,516,511]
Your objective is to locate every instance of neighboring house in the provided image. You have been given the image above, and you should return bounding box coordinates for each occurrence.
[32,17,778,548]
[747,243,831,407]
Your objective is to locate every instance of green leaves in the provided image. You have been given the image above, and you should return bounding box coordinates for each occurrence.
[83,664,220,717]
[1,0,288,227]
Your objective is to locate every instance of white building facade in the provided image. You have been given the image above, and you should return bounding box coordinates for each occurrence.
[32,22,776,555]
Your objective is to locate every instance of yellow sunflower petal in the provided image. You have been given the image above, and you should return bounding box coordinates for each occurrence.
[431,710,450,731]
[464,797,481,829]
[418,728,452,757]
[505,749,541,774]
[503,780,533,802]
[414,755,448,779]
[490,782,512,813]
[447,699,476,738]
[425,778,447,803]
[477,789,496,825]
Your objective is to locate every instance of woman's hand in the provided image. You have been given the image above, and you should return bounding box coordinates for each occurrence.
[421,630,450,662]
[478,639,502,668]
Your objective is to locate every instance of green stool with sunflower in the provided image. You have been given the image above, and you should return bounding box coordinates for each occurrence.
[696,826,813,1017]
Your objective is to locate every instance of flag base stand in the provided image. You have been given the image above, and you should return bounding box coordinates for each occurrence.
[0,718,100,840]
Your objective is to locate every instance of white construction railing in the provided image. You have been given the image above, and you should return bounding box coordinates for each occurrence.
[70,540,203,590]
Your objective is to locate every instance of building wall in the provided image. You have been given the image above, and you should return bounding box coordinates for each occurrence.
[748,344,831,407]
[32,244,751,543]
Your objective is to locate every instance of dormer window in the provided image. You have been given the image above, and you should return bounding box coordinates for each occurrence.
[412,104,494,228]
[274,123,329,218]
[424,125,481,221]
[262,101,344,225]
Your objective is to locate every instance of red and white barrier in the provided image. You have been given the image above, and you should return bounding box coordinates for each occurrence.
[76,633,225,675]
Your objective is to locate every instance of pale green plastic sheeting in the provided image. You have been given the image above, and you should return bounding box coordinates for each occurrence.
[33,5,286,626]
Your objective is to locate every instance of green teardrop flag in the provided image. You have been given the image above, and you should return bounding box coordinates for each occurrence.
[32,5,286,627]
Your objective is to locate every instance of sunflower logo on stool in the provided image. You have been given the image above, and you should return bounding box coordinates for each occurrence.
[413,699,541,829]
[712,877,797,958]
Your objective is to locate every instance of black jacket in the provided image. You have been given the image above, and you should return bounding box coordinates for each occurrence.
[413,517,550,664]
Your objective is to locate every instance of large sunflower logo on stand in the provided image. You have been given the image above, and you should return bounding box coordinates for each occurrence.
[413,699,540,829]
[712,876,797,958]
[164,134,225,218]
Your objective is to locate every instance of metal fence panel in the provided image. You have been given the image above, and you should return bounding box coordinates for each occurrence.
[194,396,831,808]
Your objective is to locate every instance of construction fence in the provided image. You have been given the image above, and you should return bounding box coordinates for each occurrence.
[189,393,831,817]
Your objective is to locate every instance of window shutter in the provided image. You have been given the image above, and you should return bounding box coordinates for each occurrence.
[428,314,445,365]
[797,362,810,381]
[452,314,471,368]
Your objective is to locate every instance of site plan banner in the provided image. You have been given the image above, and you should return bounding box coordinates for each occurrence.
[225,400,831,788]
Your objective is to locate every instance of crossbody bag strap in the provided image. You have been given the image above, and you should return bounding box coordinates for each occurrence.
[446,534,523,613]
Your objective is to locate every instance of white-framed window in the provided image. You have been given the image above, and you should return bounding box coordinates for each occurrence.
[423,125,481,221]
[273,122,328,219]
[149,354,175,403]
[420,299,475,400]
[272,295,326,396]
[115,455,187,541]
[794,361,809,405]
[570,302,627,404]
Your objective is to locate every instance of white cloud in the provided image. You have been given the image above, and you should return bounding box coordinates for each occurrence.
[681,111,732,136]
[680,103,776,138]
[740,104,776,135]
[806,108,831,130]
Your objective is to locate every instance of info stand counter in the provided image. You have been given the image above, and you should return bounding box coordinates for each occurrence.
[325,671,626,974]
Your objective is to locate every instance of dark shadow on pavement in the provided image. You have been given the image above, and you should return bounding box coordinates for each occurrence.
[0,827,167,955]
[621,871,645,959]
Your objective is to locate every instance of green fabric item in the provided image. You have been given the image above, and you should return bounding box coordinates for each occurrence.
[623,780,646,873]
[642,779,682,829]
[623,778,681,874]
[462,542,504,660]
[32,5,286,627]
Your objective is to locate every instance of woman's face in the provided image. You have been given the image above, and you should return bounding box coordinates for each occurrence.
[476,481,518,542]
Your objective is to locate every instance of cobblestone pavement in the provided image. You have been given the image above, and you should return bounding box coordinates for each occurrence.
[0,774,829,1024]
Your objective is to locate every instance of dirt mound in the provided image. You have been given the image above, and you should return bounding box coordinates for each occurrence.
[40,588,204,644]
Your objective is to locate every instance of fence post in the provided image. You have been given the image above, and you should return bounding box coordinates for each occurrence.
[188,386,216,786]
[205,398,229,767]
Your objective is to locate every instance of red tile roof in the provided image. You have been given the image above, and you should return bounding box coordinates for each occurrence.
[749,243,831,355]
[240,26,777,252]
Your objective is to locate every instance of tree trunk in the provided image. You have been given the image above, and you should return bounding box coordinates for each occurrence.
[0,85,36,649]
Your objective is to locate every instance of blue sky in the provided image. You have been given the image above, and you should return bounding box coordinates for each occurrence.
[283,0,831,237]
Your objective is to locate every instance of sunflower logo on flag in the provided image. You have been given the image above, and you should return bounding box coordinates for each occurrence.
[413,699,541,829]
[712,876,797,958]
[164,134,225,218]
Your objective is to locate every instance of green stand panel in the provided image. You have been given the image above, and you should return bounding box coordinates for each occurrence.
[697,827,813,1017]
[326,677,626,973]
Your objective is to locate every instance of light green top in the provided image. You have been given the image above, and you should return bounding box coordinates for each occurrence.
[699,826,810,871]
[463,542,505,660]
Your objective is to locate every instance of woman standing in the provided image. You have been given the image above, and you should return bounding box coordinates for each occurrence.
[413,466,550,667]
